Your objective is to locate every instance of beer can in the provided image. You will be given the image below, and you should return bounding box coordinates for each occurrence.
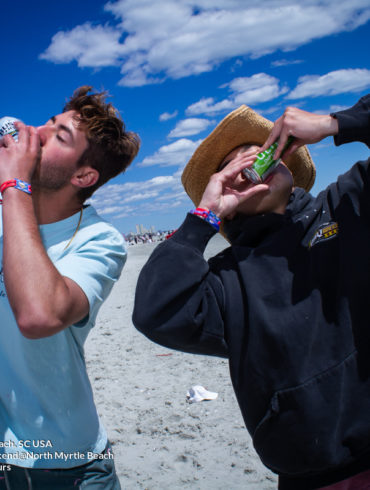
[243,136,293,184]
[0,117,20,142]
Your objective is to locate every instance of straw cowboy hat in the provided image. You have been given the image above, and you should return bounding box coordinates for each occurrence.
[181,105,315,207]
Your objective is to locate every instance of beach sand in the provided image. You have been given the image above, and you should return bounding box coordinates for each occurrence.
[85,235,277,489]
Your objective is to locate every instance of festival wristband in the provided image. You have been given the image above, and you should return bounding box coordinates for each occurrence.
[190,207,221,231]
[0,179,32,196]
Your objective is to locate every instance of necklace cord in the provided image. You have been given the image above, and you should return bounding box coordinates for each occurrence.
[63,207,83,251]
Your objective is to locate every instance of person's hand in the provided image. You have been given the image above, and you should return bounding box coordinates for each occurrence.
[198,148,269,219]
[0,122,40,183]
[260,107,339,161]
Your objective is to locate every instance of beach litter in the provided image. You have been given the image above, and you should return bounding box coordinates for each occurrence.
[186,385,218,403]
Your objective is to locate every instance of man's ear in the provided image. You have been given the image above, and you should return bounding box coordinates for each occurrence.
[71,166,99,189]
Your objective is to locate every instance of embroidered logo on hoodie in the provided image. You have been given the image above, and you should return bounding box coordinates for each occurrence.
[309,222,339,249]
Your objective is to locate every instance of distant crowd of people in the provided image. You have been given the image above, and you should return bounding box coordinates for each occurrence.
[126,230,176,245]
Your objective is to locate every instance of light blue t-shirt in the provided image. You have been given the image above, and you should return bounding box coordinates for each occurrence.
[0,205,126,468]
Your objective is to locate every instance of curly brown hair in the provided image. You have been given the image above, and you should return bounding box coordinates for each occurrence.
[63,86,140,202]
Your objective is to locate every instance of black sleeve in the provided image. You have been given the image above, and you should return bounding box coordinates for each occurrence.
[320,160,370,223]
[132,213,228,358]
[332,94,370,148]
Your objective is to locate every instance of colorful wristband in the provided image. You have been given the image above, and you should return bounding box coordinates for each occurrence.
[0,179,32,197]
[190,207,221,231]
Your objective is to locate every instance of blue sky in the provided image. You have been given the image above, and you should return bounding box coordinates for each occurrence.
[1,0,370,234]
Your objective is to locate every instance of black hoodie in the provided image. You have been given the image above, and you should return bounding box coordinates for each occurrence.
[133,95,370,489]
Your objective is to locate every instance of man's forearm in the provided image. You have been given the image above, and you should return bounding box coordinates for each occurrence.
[259,108,339,159]
[133,213,228,357]
[2,190,88,338]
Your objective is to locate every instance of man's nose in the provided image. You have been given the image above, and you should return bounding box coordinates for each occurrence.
[36,125,51,147]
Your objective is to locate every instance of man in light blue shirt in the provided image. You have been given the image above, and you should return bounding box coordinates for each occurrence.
[0,86,139,489]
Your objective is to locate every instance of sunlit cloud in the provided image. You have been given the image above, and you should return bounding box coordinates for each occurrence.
[159,110,179,121]
[40,1,370,86]
[186,73,287,116]
[287,69,370,99]
[186,97,234,116]
[39,24,123,67]
[271,59,304,67]
[138,138,202,167]
[89,171,191,220]
[168,118,214,138]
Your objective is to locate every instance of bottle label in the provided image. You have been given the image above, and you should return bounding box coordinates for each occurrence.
[0,117,20,142]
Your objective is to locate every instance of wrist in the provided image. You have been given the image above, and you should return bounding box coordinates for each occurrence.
[0,178,32,204]
[190,207,221,231]
[198,201,223,218]
[321,114,339,138]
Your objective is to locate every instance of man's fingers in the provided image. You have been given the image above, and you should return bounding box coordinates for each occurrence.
[260,116,284,153]
[220,153,257,178]
[280,140,301,159]
[12,123,40,159]
[0,134,15,148]
[14,121,29,145]
[259,135,274,153]
[28,126,41,158]
[272,129,292,160]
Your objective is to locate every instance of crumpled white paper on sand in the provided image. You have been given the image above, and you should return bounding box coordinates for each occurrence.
[186,385,218,403]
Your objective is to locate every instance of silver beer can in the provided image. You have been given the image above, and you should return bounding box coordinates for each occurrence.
[0,117,20,142]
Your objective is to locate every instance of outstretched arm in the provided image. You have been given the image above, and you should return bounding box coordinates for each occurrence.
[259,108,339,161]
[260,94,370,161]
[133,213,228,357]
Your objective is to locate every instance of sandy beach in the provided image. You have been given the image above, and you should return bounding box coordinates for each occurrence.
[86,234,277,489]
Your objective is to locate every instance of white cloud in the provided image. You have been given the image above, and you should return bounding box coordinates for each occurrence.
[329,104,349,113]
[89,171,191,219]
[159,110,178,121]
[40,1,370,86]
[168,118,213,138]
[40,23,124,68]
[91,176,176,209]
[312,104,349,115]
[88,136,200,220]
[111,197,188,219]
[155,189,188,201]
[186,97,234,116]
[226,74,289,105]
[96,205,123,215]
[271,59,304,67]
[186,73,287,116]
[138,138,202,167]
[287,69,370,99]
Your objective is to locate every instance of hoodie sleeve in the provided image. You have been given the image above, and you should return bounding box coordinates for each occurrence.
[332,94,370,148]
[132,212,228,358]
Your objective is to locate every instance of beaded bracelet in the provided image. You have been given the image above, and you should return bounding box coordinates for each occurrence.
[190,207,221,231]
[0,179,32,204]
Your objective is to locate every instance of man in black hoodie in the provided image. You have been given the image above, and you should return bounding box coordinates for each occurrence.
[133,95,370,489]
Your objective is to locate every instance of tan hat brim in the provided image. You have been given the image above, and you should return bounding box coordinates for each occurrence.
[182,105,315,208]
